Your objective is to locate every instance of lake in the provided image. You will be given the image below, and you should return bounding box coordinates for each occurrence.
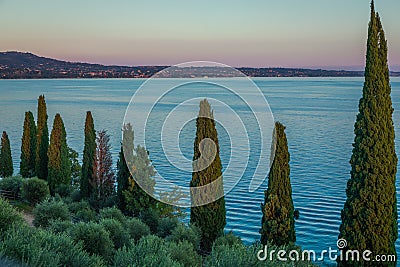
[1,77,400,263]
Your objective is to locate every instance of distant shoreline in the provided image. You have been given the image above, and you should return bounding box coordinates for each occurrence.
[1,51,400,79]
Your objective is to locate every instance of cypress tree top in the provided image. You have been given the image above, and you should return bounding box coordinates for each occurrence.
[81,111,96,199]
[35,94,49,180]
[20,111,37,178]
[190,99,226,253]
[260,122,296,246]
[338,1,398,265]
[48,113,71,195]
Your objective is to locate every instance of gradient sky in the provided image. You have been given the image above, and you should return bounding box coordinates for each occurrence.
[0,0,399,69]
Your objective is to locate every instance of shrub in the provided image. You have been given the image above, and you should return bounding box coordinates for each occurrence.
[140,208,159,234]
[0,176,23,198]
[68,201,97,222]
[166,224,201,251]
[89,194,116,211]
[70,189,82,202]
[69,222,114,261]
[0,198,24,234]
[168,240,202,267]
[99,219,130,250]
[33,200,70,228]
[125,217,150,241]
[99,207,126,225]
[205,243,260,267]
[113,235,183,267]
[213,231,242,248]
[205,243,314,267]
[54,184,73,198]
[47,219,73,234]
[68,200,91,213]
[20,177,49,205]
[0,225,105,267]
[157,217,179,238]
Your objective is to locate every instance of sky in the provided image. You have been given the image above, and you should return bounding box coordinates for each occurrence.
[0,0,399,70]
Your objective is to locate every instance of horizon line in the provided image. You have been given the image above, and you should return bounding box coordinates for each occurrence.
[3,50,400,72]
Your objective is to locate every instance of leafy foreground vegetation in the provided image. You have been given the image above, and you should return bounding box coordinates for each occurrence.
[0,197,315,267]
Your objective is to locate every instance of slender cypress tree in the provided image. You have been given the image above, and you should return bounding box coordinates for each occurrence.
[48,114,71,195]
[190,99,226,253]
[81,111,96,199]
[20,111,37,178]
[35,95,49,180]
[338,2,398,266]
[117,123,134,214]
[260,122,297,246]
[0,131,13,178]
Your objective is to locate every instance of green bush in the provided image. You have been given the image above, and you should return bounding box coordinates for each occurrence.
[70,189,82,202]
[0,225,105,267]
[99,207,126,225]
[168,240,202,267]
[33,200,70,228]
[47,219,73,234]
[157,217,179,238]
[99,219,130,250]
[0,198,24,234]
[54,184,73,198]
[205,243,315,267]
[0,176,23,197]
[205,243,260,267]
[68,200,91,213]
[125,217,150,241]
[68,201,97,222]
[166,224,201,251]
[213,231,242,247]
[140,208,159,234]
[20,177,49,205]
[69,222,114,261]
[113,235,183,267]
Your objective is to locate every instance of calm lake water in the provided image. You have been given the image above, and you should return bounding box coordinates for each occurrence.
[1,77,400,263]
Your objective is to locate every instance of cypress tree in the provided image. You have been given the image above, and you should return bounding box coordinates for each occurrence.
[190,99,226,253]
[81,111,96,199]
[0,131,13,178]
[260,122,297,246]
[117,123,134,214]
[35,95,49,180]
[122,144,156,217]
[48,113,71,195]
[20,111,37,178]
[338,1,398,266]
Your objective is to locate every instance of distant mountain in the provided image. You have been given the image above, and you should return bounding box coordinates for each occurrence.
[0,51,399,79]
[0,51,167,79]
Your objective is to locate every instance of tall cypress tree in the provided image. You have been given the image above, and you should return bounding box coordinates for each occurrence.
[0,131,13,178]
[81,111,96,199]
[35,95,49,180]
[20,111,37,178]
[260,122,297,246]
[190,99,226,253]
[338,1,398,266]
[48,114,71,195]
[117,123,134,214]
